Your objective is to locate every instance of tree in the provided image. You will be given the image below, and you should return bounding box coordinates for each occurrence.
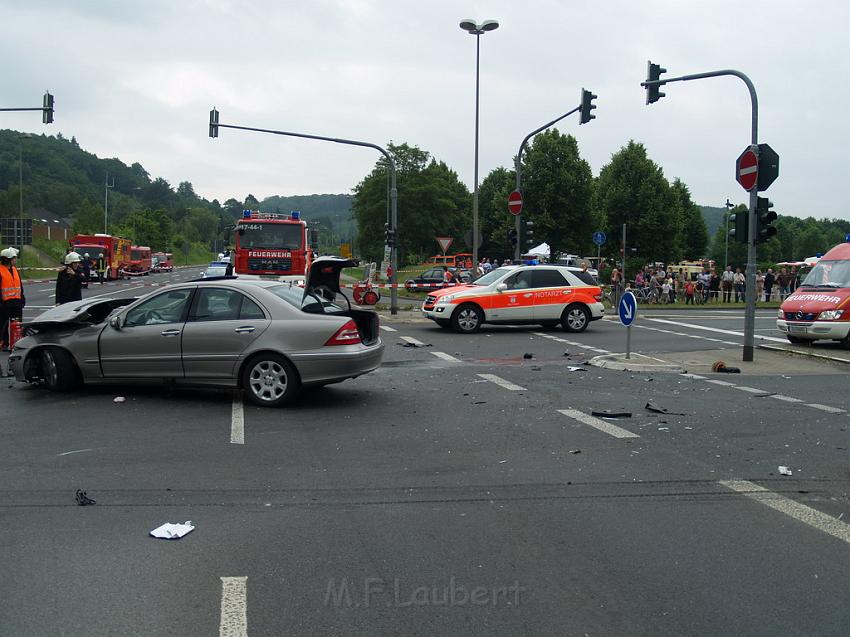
[671,179,708,259]
[479,166,516,261]
[72,198,104,234]
[521,129,594,258]
[594,141,679,268]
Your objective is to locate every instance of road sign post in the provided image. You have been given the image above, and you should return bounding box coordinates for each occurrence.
[618,290,637,360]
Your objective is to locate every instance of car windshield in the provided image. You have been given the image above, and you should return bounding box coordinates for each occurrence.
[472,267,512,286]
[267,284,345,314]
[800,260,850,287]
[238,223,303,249]
[204,267,229,277]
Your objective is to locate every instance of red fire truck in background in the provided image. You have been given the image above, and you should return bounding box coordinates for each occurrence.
[232,210,317,279]
[125,246,152,275]
[152,252,174,273]
[69,233,131,280]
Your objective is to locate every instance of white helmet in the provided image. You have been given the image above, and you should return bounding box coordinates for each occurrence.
[64,251,82,265]
[84,253,90,258]
[1,247,19,259]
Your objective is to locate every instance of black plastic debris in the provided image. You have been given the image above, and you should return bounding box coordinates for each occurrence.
[399,342,432,348]
[645,402,686,416]
[712,361,741,373]
[75,489,96,506]
[523,353,533,359]
[569,449,582,454]
[591,410,632,418]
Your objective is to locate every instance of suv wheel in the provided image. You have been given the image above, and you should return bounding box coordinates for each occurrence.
[562,304,590,333]
[452,304,483,334]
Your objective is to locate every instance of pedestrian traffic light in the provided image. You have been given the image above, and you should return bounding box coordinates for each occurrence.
[579,88,597,124]
[42,92,54,124]
[508,228,518,248]
[644,61,666,105]
[755,197,778,243]
[729,210,748,244]
[209,108,219,138]
[384,223,396,247]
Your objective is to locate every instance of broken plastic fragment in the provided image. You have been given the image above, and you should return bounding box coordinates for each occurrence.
[113,396,126,403]
[591,410,632,418]
[778,466,793,476]
[149,521,195,539]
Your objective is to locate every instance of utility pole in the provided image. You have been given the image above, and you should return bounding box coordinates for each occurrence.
[724,198,733,268]
[104,172,115,234]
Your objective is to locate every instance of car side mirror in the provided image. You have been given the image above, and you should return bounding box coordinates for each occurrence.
[109,315,122,330]
[496,283,507,292]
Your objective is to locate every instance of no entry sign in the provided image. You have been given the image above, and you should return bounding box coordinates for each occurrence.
[508,190,523,215]
[736,148,758,191]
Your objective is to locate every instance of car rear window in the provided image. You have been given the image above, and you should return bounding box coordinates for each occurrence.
[571,270,598,285]
[532,269,568,288]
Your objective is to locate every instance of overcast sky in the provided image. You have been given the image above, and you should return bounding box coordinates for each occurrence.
[2,0,848,220]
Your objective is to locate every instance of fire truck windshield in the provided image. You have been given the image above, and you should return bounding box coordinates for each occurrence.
[239,224,302,250]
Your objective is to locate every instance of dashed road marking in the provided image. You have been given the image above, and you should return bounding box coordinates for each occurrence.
[681,373,707,380]
[231,393,244,445]
[735,386,772,395]
[805,403,846,414]
[220,576,248,637]
[705,379,736,387]
[431,351,461,362]
[400,335,425,346]
[771,394,803,403]
[646,317,788,344]
[558,408,640,439]
[477,373,527,391]
[380,325,398,332]
[720,480,850,545]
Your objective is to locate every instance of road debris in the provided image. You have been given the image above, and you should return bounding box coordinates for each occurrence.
[568,366,588,372]
[113,396,126,403]
[591,410,632,418]
[75,489,96,506]
[399,342,432,348]
[778,466,793,476]
[523,353,534,359]
[644,402,686,416]
[149,521,195,539]
[569,449,581,454]
[712,361,741,373]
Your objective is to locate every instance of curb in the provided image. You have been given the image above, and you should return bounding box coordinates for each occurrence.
[758,343,850,365]
[588,353,685,374]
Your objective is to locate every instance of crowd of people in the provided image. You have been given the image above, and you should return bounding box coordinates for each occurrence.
[609,263,801,304]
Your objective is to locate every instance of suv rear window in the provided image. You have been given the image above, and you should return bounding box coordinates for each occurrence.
[571,270,598,285]
[532,269,568,288]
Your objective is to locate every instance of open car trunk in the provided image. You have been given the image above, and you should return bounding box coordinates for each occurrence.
[340,307,380,346]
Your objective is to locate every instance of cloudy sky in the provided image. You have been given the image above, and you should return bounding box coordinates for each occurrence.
[2,0,848,220]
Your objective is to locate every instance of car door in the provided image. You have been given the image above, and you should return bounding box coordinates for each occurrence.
[531,269,572,320]
[180,287,271,378]
[99,288,194,378]
[490,270,535,320]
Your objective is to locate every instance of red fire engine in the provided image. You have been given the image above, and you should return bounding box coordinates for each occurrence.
[69,234,131,280]
[125,246,152,275]
[152,252,174,273]
[232,210,316,278]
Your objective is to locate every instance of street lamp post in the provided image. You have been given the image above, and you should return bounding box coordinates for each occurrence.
[724,198,733,268]
[459,18,499,272]
[104,172,115,234]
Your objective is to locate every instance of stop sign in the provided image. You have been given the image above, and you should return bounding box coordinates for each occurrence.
[736,148,758,191]
[508,190,523,215]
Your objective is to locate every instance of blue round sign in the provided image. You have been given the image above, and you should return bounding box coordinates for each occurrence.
[592,231,606,246]
[618,291,637,327]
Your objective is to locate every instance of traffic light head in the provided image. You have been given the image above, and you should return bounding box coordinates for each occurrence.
[209,108,220,138]
[521,220,535,247]
[42,92,54,124]
[384,223,396,246]
[644,61,667,105]
[508,229,518,248]
[729,210,748,244]
[579,88,597,125]
[755,197,777,243]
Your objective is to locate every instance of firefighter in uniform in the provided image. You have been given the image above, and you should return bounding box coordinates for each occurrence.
[0,247,25,351]
[96,252,107,284]
[56,252,85,305]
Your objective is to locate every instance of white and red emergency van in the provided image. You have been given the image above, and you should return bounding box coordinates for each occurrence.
[777,240,850,347]
[422,265,604,333]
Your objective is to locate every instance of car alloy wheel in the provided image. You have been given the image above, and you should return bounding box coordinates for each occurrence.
[453,303,482,333]
[563,305,590,333]
[243,354,300,407]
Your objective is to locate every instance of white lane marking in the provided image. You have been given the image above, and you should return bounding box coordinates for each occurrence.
[719,480,850,545]
[379,325,398,332]
[771,394,803,403]
[705,379,736,387]
[646,317,788,343]
[805,403,847,414]
[681,373,707,380]
[220,576,248,637]
[477,373,526,391]
[231,393,244,445]
[57,448,93,456]
[588,348,610,353]
[400,335,425,346]
[735,386,771,394]
[38,288,52,292]
[558,408,640,439]
[431,351,461,362]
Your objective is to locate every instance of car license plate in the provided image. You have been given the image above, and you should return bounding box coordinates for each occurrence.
[788,325,807,334]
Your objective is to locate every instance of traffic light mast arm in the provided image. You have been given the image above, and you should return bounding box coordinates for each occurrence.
[0,92,55,123]
[514,105,581,191]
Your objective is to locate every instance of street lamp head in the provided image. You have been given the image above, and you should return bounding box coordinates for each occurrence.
[459,19,499,34]
[480,20,499,32]
[459,19,477,32]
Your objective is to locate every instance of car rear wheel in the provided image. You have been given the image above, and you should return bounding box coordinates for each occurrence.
[40,347,79,392]
[562,304,590,333]
[242,353,301,407]
[452,303,483,334]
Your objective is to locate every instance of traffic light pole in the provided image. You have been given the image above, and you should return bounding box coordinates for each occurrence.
[643,68,759,361]
[208,117,399,315]
[513,106,580,262]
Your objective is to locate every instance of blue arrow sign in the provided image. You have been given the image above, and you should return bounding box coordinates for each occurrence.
[618,291,637,327]
[592,231,606,246]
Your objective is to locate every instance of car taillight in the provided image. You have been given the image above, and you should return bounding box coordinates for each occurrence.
[594,292,603,302]
[325,320,362,346]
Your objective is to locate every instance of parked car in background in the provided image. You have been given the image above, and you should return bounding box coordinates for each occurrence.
[405,267,470,291]
[9,257,383,407]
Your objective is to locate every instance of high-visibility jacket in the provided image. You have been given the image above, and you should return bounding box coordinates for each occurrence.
[96,257,106,273]
[0,265,22,302]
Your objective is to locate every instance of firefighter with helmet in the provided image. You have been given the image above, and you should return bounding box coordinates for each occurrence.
[56,251,85,305]
[0,247,25,351]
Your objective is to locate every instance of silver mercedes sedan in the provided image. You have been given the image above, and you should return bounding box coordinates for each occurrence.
[9,257,383,407]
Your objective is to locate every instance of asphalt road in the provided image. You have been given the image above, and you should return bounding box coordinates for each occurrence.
[3,277,850,635]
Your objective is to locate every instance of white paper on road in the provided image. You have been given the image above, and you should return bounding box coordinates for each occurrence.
[150,520,195,539]
[778,466,793,476]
